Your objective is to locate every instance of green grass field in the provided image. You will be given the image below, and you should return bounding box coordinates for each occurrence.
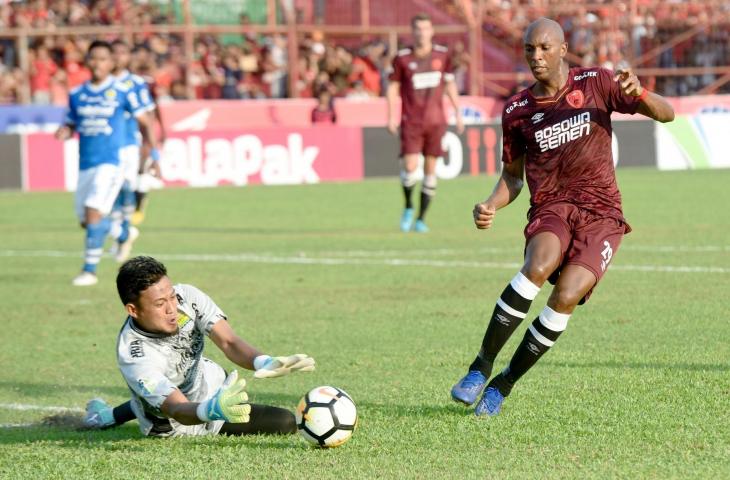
[1,169,729,479]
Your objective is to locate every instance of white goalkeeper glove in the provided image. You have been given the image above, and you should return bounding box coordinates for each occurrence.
[253,354,316,379]
[196,370,251,423]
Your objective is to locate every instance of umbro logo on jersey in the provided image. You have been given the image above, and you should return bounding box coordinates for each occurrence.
[531,113,545,124]
[567,90,585,109]
[408,62,418,70]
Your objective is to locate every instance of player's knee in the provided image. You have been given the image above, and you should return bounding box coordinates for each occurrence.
[400,168,419,188]
[522,263,554,286]
[549,285,583,312]
[422,174,437,197]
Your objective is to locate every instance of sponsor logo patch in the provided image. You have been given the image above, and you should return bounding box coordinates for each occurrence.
[505,98,529,114]
[573,71,598,81]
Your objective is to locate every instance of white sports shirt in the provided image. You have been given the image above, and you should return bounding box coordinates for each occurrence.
[116,283,227,436]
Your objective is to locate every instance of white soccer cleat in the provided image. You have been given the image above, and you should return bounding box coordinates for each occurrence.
[72,271,98,286]
[115,226,139,263]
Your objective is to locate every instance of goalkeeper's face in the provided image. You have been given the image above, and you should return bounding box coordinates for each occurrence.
[129,276,179,335]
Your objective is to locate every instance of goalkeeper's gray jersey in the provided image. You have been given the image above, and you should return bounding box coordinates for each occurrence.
[116,283,227,436]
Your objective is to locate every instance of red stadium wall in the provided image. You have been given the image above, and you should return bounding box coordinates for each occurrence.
[3,95,730,191]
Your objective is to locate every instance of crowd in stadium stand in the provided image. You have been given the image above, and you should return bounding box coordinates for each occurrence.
[0,0,728,104]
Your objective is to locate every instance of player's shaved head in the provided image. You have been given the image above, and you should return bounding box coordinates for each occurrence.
[524,17,565,44]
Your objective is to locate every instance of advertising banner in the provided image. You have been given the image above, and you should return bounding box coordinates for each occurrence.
[0,135,23,189]
[22,126,364,191]
[363,119,656,179]
[655,113,730,170]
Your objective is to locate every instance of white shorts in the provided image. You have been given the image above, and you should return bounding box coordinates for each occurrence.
[131,358,227,437]
[74,164,124,221]
[119,145,141,188]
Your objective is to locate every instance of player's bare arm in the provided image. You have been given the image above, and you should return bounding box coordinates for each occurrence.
[161,371,251,425]
[444,80,464,134]
[473,154,525,230]
[386,80,400,135]
[54,124,74,140]
[614,68,674,123]
[136,111,158,152]
[160,389,204,425]
[209,320,263,371]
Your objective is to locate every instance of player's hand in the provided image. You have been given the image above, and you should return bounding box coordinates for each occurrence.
[149,162,162,179]
[613,68,643,97]
[473,202,497,230]
[455,115,465,135]
[253,354,316,379]
[387,119,399,136]
[196,370,250,423]
[54,126,72,140]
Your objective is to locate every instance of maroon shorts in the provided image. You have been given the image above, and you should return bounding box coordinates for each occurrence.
[524,202,629,303]
[400,123,446,157]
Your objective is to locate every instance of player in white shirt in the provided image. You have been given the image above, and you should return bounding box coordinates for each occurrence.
[84,256,316,437]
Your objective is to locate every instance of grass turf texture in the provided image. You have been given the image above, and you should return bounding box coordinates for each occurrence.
[0,168,728,479]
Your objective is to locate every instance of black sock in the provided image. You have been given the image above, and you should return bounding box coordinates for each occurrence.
[403,185,414,209]
[417,189,433,220]
[111,401,136,426]
[497,315,565,395]
[469,282,535,378]
[135,191,146,211]
[418,176,436,220]
[219,404,297,436]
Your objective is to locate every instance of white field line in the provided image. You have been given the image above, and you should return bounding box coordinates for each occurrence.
[0,402,83,413]
[0,249,728,273]
[0,422,36,428]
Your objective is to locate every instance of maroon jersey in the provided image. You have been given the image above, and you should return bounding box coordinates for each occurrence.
[502,67,642,222]
[311,106,336,124]
[390,44,454,127]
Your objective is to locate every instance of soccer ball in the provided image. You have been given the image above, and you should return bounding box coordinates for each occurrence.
[295,386,357,448]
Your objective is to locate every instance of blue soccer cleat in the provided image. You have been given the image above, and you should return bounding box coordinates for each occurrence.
[400,208,415,232]
[451,370,487,405]
[474,386,505,417]
[414,219,429,233]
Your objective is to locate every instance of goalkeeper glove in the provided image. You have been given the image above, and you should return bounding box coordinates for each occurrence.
[253,354,316,379]
[196,370,251,423]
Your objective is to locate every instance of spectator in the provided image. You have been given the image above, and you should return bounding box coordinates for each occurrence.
[29,43,58,104]
[311,87,336,124]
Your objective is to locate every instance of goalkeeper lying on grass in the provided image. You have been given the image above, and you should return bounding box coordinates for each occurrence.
[83,256,315,437]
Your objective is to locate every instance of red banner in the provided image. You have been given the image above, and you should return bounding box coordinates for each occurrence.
[23,127,364,191]
[159,96,503,130]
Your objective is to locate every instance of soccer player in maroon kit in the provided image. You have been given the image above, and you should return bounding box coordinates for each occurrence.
[387,13,464,233]
[451,18,674,416]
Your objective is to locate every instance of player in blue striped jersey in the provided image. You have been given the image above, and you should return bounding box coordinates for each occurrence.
[55,40,157,286]
[109,39,158,262]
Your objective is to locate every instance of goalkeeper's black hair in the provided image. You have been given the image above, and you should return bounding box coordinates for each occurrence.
[117,256,168,305]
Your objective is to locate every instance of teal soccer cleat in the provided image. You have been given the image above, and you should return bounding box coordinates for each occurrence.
[400,208,415,232]
[414,219,429,233]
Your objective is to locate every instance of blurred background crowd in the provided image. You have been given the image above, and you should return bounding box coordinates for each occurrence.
[0,0,728,105]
